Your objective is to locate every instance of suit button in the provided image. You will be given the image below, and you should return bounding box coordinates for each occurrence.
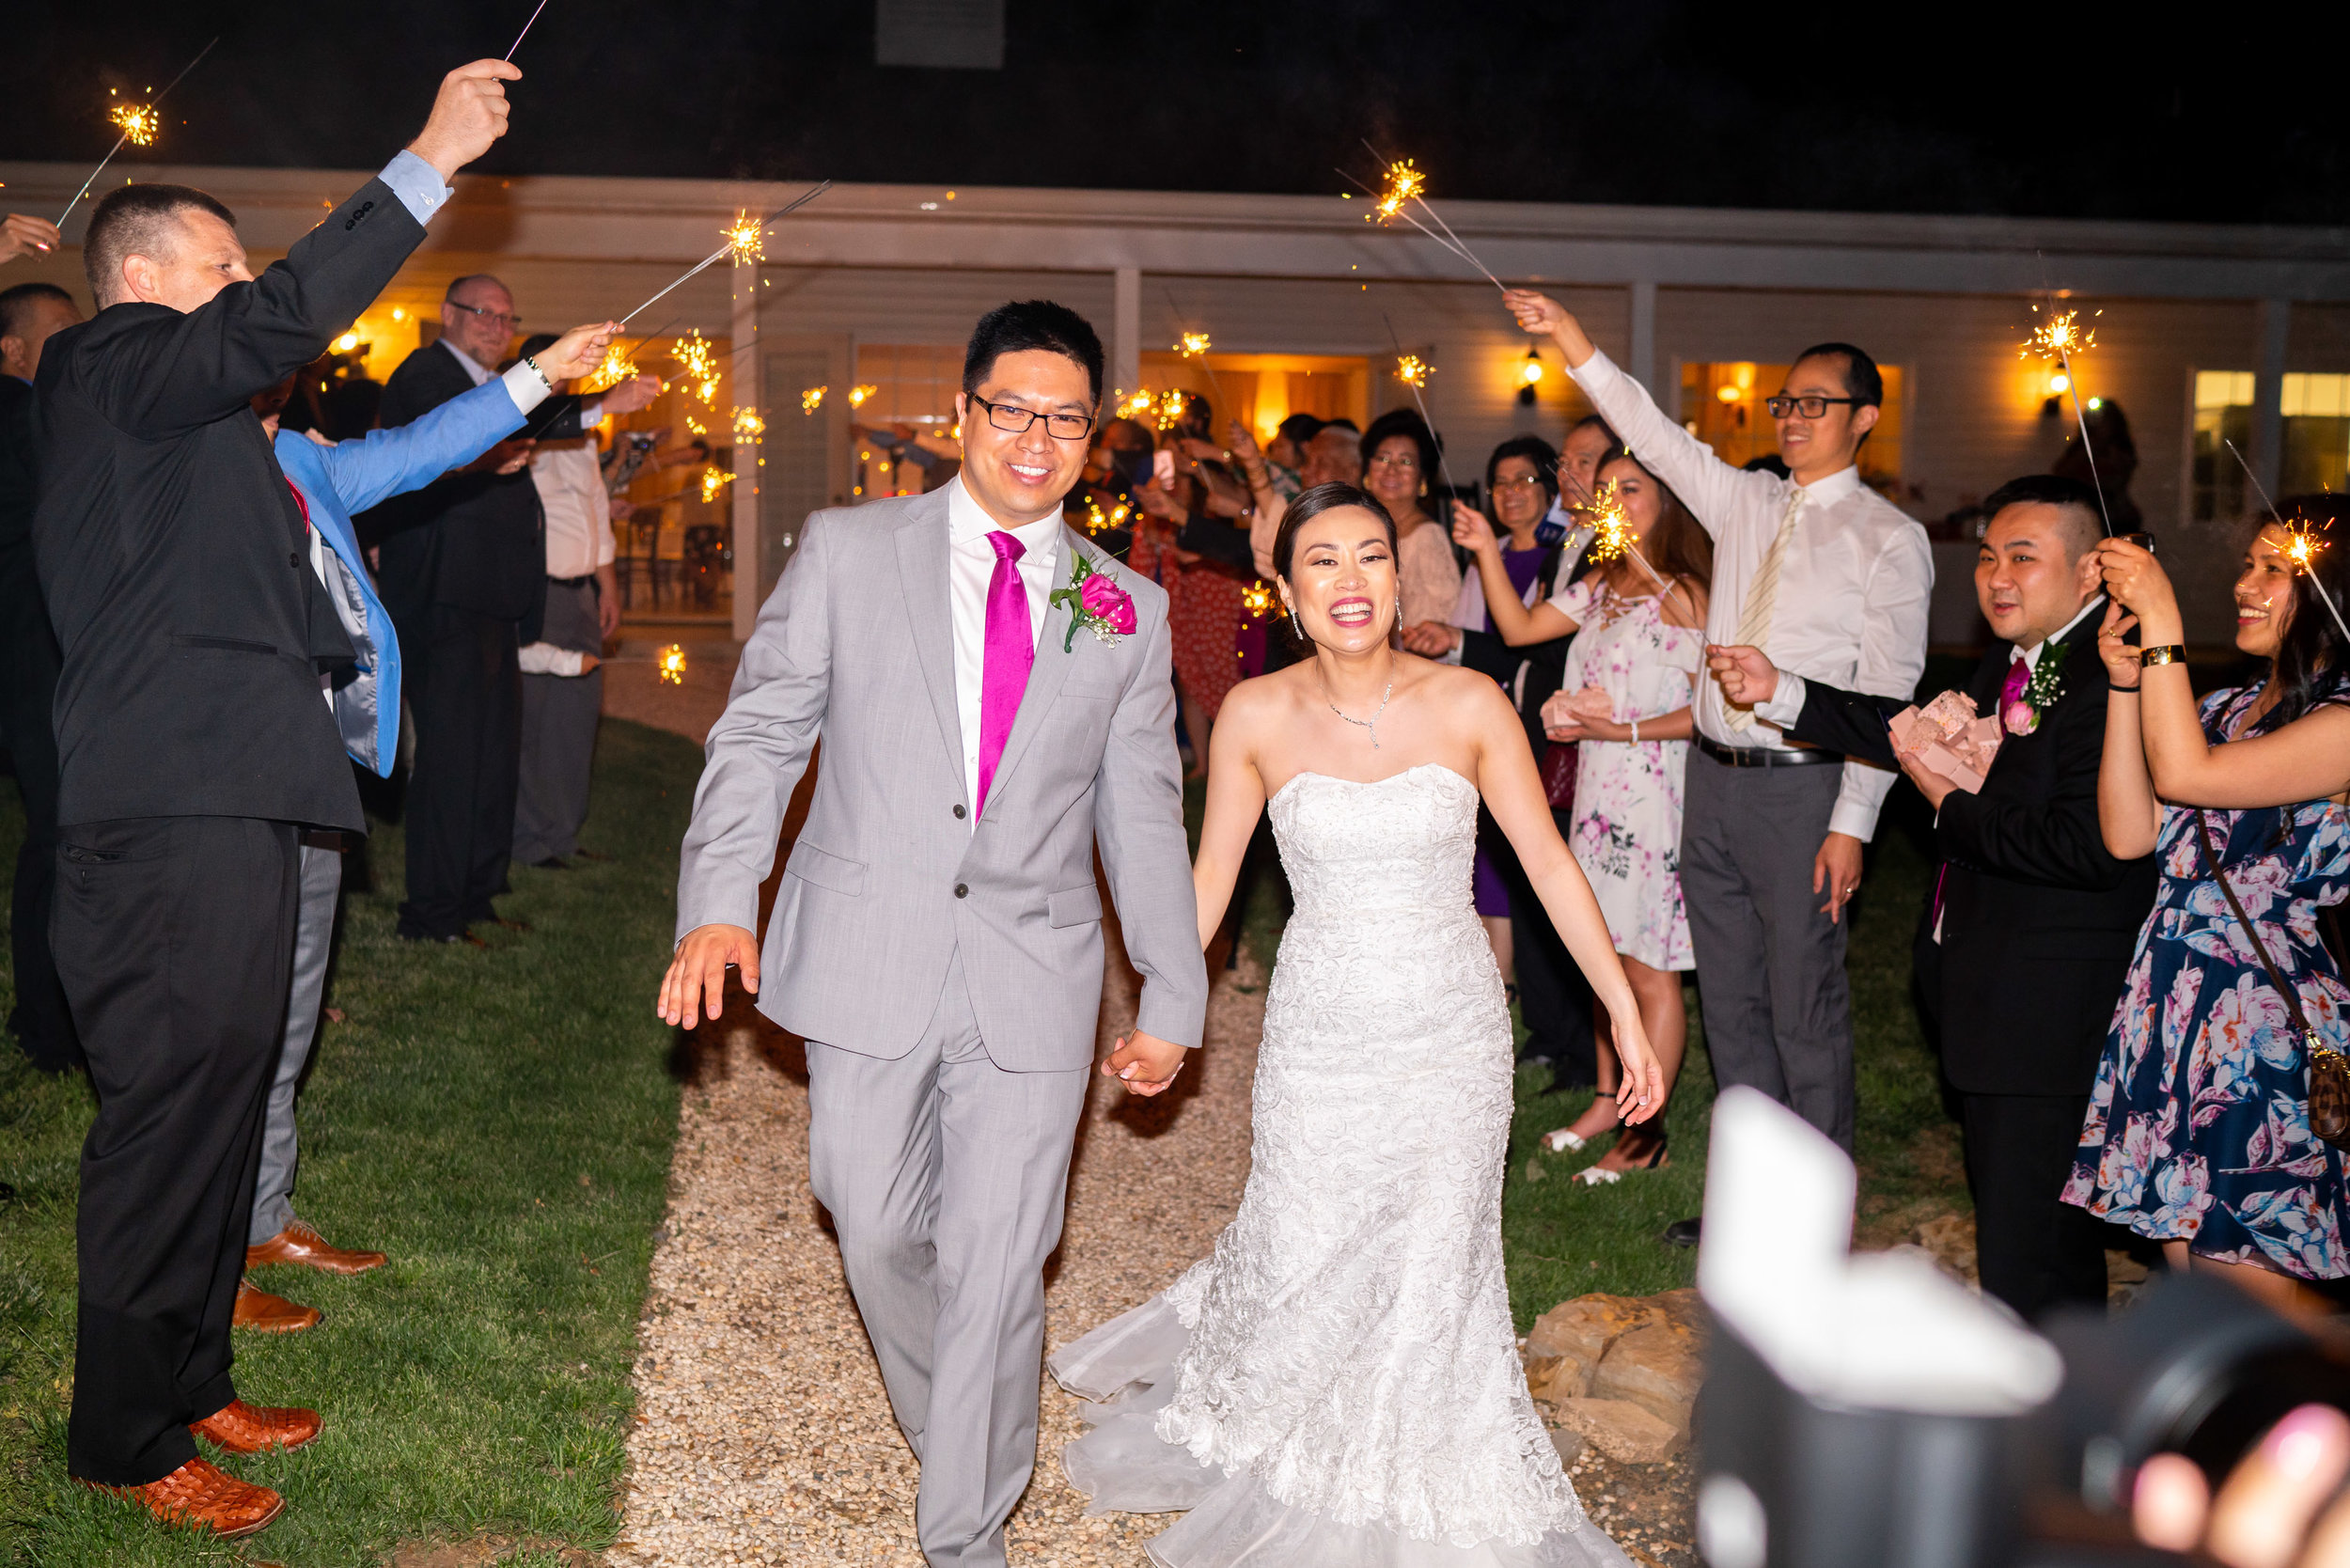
[952,805,966,819]
[953,883,968,899]
[290,550,303,567]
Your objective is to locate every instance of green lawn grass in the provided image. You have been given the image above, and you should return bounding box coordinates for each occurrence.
[0,719,697,1566]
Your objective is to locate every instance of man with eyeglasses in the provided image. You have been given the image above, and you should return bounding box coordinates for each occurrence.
[664,298,1203,1567]
[1503,290,1932,1211]
[364,274,657,944]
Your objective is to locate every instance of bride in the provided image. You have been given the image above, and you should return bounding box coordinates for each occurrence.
[1051,483,1661,1566]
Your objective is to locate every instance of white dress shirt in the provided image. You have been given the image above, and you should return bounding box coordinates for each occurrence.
[530,438,617,578]
[444,339,605,425]
[1568,349,1934,841]
[947,475,1062,821]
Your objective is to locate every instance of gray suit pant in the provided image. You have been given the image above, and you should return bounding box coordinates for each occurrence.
[804,949,1089,1568]
[513,578,603,864]
[250,840,342,1246]
[1680,752,1856,1152]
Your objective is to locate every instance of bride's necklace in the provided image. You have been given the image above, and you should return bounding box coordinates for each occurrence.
[1323,680,1393,749]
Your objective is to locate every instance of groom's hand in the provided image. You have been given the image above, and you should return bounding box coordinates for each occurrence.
[658,923,760,1028]
[1102,1029,1187,1096]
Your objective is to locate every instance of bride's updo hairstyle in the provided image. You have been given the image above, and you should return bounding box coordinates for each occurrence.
[1271,483,1398,649]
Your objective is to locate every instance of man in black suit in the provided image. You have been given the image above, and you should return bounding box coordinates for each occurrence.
[34,61,522,1535]
[0,279,82,1073]
[1709,474,2155,1320]
[364,275,654,943]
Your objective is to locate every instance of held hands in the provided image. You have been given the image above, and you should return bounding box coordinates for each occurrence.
[1101,1029,1186,1096]
[0,213,61,265]
[2096,598,2142,689]
[534,320,623,383]
[658,923,760,1029]
[1450,498,1498,553]
[1705,643,1779,708]
[408,59,522,183]
[1813,832,1864,924]
[600,373,662,417]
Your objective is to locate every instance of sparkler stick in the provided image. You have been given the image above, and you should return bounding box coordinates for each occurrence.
[2020,303,2113,536]
[56,37,218,226]
[505,0,553,59]
[1382,314,1459,498]
[619,181,833,326]
[1336,167,1501,291]
[1349,145,1508,294]
[2224,438,2350,645]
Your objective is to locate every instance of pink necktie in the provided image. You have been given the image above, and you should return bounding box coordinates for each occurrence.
[975,531,1034,819]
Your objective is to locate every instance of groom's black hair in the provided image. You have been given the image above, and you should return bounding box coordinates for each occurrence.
[964,300,1104,408]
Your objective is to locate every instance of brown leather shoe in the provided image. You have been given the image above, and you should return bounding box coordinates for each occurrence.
[81,1455,284,1538]
[247,1216,386,1275]
[192,1398,321,1454]
[231,1278,321,1333]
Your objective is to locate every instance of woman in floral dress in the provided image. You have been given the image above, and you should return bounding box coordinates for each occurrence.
[2070,525,2350,1308]
[1457,451,1710,1176]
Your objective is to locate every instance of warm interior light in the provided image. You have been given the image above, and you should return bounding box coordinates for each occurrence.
[1520,349,1544,386]
[335,332,360,353]
[2048,371,2071,395]
[1716,384,1742,404]
[390,307,405,322]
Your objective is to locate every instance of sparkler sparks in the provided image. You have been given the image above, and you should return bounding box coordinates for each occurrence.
[673,331,720,404]
[588,345,638,392]
[1082,496,1133,537]
[699,467,736,504]
[847,384,878,409]
[657,644,687,684]
[1155,389,1188,432]
[725,210,764,267]
[1177,331,1211,358]
[2020,306,2098,366]
[731,406,764,442]
[1583,479,1637,564]
[1115,388,1157,423]
[1371,159,1427,224]
[2225,438,2350,644]
[1394,354,1433,388]
[1340,145,1505,293]
[801,385,827,415]
[108,101,159,147]
[619,181,832,326]
[57,38,217,226]
[1240,580,1275,620]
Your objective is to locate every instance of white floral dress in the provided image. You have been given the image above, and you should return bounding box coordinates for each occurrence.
[1551,577,1700,971]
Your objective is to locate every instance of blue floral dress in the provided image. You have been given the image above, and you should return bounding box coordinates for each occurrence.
[2063,682,2350,1279]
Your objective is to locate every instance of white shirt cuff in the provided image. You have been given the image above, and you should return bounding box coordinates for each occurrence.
[499,360,552,415]
[1755,671,1808,727]
[1439,630,1465,666]
[379,149,453,226]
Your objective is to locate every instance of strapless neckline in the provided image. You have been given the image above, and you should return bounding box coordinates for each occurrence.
[1269,761,1478,805]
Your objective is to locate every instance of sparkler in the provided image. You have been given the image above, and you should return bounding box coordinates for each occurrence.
[1381,314,1459,497]
[2020,301,2113,535]
[57,37,218,226]
[1240,580,1275,620]
[1580,478,1678,601]
[801,385,827,415]
[1394,354,1432,389]
[586,343,638,392]
[619,181,833,326]
[505,0,553,59]
[847,384,878,410]
[731,406,765,442]
[1341,147,1506,294]
[672,330,721,404]
[698,467,736,504]
[1081,495,1134,537]
[657,644,687,684]
[1177,331,1210,358]
[1115,388,1158,424]
[2223,438,2350,645]
[725,210,764,267]
[1162,289,1230,411]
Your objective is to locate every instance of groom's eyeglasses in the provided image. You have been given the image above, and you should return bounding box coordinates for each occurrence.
[969,395,1094,442]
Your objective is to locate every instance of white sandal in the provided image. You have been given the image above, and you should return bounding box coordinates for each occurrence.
[1542,1127,1586,1153]
[1574,1166,1624,1186]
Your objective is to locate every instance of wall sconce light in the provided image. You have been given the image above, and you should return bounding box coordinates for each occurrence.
[1517,347,1543,406]
[1715,383,1742,404]
[2048,370,2071,396]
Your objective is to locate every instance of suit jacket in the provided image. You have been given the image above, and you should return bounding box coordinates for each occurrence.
[1458,543,1574,757]
[1787,604,2155,1095]
[363,340,588,625]
[277,374,532,775]
[677,487,1210,1071]
[0,374,61,766]
[33,177,422,830]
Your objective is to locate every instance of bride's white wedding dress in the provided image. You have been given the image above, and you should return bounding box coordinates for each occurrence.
[1049,764,1629,1567]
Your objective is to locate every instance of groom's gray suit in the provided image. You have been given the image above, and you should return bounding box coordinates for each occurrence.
[677,483,1206,1566]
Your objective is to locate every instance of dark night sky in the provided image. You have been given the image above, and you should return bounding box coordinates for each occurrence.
[7,3,2349,227]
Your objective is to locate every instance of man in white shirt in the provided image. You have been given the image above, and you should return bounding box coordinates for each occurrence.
[1505,290,1933,1174]
[513,332,624,869]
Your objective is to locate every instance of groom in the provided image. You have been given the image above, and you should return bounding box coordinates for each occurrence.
[662,300,1207,1566]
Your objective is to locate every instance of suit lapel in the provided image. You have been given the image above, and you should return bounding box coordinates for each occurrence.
[978,526,1086,821]
[893,494,964,799]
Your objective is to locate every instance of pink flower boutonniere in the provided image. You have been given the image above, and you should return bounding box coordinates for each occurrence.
[1051,555,1136,651]
[2001,638,2074,737]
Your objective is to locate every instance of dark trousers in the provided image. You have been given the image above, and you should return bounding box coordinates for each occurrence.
[1495,804,1597,1085]
[513,578,603,865]
[55,815,298,1484]
[1960,1090,2110,1322]
[1,570,78,1070]
[400,603,522,940]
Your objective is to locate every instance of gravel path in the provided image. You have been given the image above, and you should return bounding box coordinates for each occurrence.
[608,918,1265,1568]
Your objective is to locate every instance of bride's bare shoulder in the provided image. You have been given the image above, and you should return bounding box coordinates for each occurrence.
[1222,663,1313,723]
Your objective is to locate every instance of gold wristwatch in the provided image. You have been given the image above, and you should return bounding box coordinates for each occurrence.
[2138,644,2186,667]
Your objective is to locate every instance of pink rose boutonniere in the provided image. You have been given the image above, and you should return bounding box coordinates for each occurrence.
[2000,639,2075,737]
[1052,555,1137,651]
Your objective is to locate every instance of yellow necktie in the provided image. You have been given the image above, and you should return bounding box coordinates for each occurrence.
[1722,487,1806,731]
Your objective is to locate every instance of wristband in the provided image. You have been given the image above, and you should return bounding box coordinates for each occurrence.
[1630,717,1640,745]
[2108,681,2141,694]
[2138,644,2186,668]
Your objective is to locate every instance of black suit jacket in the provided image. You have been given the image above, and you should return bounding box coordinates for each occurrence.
[363,341,588,626]
[1787,605,2156,1095]
[33,178,422,830]
[1459,544,1573,756]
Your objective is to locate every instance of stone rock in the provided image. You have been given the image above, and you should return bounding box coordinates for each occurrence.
[1548,1397,1686,1463]
[1591,1319,1704,1434]
[1547,1425,1587,1466]
[1523,1294,1647,1401]
[1910,1212,1981,1287]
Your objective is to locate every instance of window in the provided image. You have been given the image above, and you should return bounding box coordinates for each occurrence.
[2193,371,2255,523]
[851,344,964,501]
[2283,373,2350,498]
[1135,352,1370,445]
[1680,361,1905,497]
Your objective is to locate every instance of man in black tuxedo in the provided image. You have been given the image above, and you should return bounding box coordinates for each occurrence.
[33,61,520,1532]
[364,275,654,943]
[1709,474,2155,1320]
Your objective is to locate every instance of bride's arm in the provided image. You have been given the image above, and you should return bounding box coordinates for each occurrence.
[1465,678,1664,1121]
[1192,683,1272,950]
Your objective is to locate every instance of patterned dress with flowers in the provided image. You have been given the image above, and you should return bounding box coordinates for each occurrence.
[2063,682,2350,1279]
[1550,576,1702,971]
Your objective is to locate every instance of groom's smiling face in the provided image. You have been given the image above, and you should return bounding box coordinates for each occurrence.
[955,349,1096,527]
